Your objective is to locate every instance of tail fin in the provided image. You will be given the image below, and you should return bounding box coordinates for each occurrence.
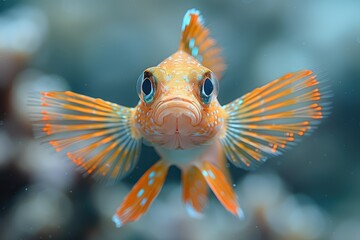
[179,9,225,79]
[220,70,332,170]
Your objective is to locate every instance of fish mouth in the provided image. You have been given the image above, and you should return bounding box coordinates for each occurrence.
[153,97,202,127]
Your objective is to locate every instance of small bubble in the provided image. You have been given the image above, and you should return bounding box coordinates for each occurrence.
[232,184,236,187]
[25,187,28,191]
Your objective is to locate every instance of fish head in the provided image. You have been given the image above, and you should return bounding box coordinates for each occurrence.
[134,52,225,149]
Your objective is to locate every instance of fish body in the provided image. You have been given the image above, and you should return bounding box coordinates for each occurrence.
[32,9,331,227]
[134,51,224,150]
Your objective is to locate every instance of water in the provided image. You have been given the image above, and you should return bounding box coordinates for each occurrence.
[0,1,359,240]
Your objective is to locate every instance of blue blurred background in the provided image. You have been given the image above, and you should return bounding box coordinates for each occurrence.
[0,0,359,239]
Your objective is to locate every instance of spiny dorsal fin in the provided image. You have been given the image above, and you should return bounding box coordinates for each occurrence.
[179,9,226,79]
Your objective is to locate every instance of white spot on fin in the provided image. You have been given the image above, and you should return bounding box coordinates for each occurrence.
[149,171,156,178]
[181,8,203,31]
[185,202,203,219]
[191,47,199,57]
[208,170,215,179]
[112,214,122,228]
[237,208,245,220]
[137,189,144,198]
[189,38,195,48]
[148,179,154,186]
[140,198,147,206]
[182,12,191,31]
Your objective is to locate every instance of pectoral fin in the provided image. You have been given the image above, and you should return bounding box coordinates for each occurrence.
[30,91,142,183]
[220,70,331,170]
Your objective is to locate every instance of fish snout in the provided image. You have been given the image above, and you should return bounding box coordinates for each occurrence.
[154,98,202,127]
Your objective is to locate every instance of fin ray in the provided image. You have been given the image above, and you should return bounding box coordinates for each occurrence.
[113,161,169,227]
[30,91,142,182]
[179,9,225,79]
[199,161,243,218]
[220,70,331,170]
[182,166,208,218]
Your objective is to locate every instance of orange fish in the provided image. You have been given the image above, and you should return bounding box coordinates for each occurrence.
[31,9,331,227]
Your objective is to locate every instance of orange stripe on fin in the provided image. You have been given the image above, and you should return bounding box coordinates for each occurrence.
[179,9,226,79]
[30,91,142,182]
[221,70,331,170]
[113,160,169,227]
[199,161,244,219]
[182,166,208,218]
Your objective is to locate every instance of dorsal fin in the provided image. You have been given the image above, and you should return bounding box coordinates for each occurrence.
[179,9,226,79]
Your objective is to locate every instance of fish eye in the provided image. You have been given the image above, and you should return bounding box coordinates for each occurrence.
[200,74,218,105]
[142,78,152,96]
[137,72,156,104]
[202,78,214,96]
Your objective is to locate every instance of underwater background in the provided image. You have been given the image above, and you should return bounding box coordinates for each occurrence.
[0,0,359,239]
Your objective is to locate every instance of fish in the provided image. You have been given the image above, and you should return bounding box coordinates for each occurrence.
[30,8,331,228]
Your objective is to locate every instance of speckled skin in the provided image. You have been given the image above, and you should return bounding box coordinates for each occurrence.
[134,51,226,155]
